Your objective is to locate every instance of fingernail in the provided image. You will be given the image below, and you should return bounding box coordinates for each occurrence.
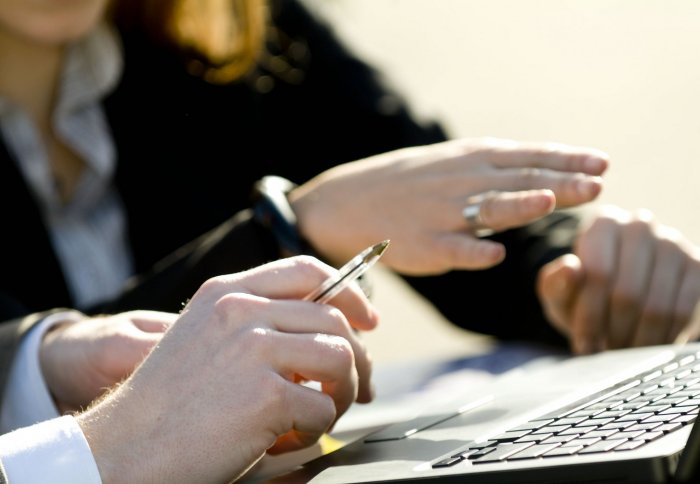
[584,154,609,174]
[577,177,602,198]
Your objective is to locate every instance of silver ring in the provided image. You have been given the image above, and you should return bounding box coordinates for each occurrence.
[462,201,494,237]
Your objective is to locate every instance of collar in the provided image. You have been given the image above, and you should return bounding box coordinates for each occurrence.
[0,23,123,118]
[55,22,123,118]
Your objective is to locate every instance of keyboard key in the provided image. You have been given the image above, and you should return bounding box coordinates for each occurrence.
[467,447,497,460]
[492,430,532,442]
[540,434,577,445]
[543,445,583,457]
[509,420,553,432]
[643,414,681,424]
[656,422,683,433]
[596,409,632,419]
[600,421,636,431]
[643,370,662,382]
[559,426,597,436]
[585,429,621,439]
[641,431,665,442]
[626,422,663,432]
[614,430,646,440]
[653,396,689,405]
[471,443,535,464]
[515,433,552,443]
[507,443,562,460]
[556,417,588,426]
[452,448,482,459]
[672,414,697,425]
[568,409,606,418]
[660,406,694,415]
[664,362,680,373]
[614,439,647,451]
[467,440,498,450]
[632,404,671,414]
[432,456,462,468]
[533,424,572,434]
[582,417,615,428]
[616,412,653,422]
[578,439,628,454]
[617,391,642,402]
[617,401,650,411]
[588,400,622,410]
[561,437,602,447]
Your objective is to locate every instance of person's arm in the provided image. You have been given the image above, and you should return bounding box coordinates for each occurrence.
[266,0,605,345]
[92,210,281,315]
[1,310,173,431]
[1,312,83,434]
[0,312,64,410]
[80,256,377,483]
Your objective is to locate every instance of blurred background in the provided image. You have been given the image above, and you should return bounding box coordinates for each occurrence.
[300,0,700,363]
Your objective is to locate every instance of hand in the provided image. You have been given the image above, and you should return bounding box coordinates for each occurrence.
[537,205,700,354]
[290,137,608,275]
[40,311,174,413]
[77,256,378,484]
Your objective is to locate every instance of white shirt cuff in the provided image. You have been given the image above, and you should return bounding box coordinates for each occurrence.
[0,415,102,484]
[1,311,84,433]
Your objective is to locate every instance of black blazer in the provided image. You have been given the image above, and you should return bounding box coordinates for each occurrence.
[0,0,573,354]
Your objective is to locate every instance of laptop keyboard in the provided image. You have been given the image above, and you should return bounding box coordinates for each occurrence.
[433,351,700,468]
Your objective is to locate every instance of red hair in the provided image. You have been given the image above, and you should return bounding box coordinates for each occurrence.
[110,0,268,83]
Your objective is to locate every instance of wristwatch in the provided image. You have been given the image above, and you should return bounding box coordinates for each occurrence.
[251,175,315,257]
[252,175,374,299]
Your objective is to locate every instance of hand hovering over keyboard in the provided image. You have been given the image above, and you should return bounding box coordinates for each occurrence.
[537,205,700,354]
[290,137,608,274]
[77,256,378,484]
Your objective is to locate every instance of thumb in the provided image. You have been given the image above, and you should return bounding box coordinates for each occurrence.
[537,253,583,337]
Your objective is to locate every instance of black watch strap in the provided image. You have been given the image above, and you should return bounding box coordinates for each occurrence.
[251,175,315,257]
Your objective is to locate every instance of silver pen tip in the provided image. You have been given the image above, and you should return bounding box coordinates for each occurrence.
[366,239,390,261]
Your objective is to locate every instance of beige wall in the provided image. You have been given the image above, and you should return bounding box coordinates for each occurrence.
[301,0,700,362]
[305,0,700,241]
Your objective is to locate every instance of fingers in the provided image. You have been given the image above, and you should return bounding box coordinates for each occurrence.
[569,212,622,354]
[491,169,603,208]
[208,256,379,331]
[449,138,607,208]
[631,227,687,347]
[476,189,555,232]
[257,295,374,404]
[476,138,609,175]
[270,332,358,419]
[669,260,700,343]
[430,190,555,271]
[536,254,583,337]
[606,212,656,348]
[551,205,700,353]
[126,310,177,333]
[267,383,336,455]
[216,292,373,408]
[431,233,506,270]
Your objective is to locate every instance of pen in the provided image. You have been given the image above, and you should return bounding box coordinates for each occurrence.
[304,240,390,304]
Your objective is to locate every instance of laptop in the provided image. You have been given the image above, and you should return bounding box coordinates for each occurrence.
[265,341,700,483]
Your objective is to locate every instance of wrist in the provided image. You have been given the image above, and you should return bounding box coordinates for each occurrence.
[39,319,83,414]
[251,176,318,258]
